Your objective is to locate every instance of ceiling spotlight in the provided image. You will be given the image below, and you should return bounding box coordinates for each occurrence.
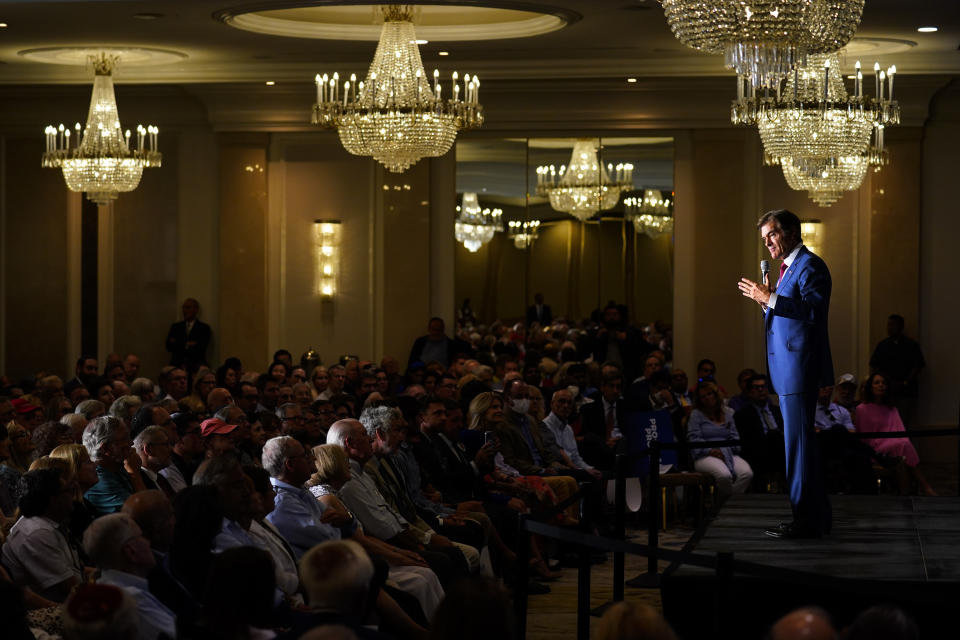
[917,26,938,33]
[627,77,638,83]
[265,80,275,86]
[438,50,449,56]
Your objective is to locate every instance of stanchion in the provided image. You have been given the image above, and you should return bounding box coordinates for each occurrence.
[515,513,530,640]
[713,551,734,633]
[590,454,628,616]
[577,544,591,640]
[626,442,662,587]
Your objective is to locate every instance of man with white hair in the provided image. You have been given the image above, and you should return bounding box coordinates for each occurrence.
[133,426,176,498]
[328,419,469,586]
[262,435,341,559]
[83,416,146,515]
[84,512,177,640]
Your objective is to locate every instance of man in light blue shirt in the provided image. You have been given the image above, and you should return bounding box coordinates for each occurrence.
[83,513,177,640]
[262,436,340,560]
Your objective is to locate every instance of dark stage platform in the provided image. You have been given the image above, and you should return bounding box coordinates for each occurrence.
[660,494,959,637]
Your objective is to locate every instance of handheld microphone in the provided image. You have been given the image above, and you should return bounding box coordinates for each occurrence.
[760,259,770,284]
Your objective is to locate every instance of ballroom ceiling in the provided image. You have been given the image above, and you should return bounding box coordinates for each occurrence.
[0,1,957,85]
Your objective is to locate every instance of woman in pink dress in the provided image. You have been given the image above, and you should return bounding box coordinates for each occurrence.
[856,373,936,496]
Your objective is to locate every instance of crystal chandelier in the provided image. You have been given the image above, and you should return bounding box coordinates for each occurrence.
[455,192,502,253]
[624,189,674,238]
[661,0,864,89]
[507,219,540,249]
[42,53,161,205]
[312,5,483,173]
[536,140,633,221]
[733,52,899,206]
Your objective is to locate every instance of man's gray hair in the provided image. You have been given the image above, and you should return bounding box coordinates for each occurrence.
[82,512,140,569]
[193,454,242,487]
[156,397,179,413]
[75,399,106,420]
[133,425,167,451]
[325,420,355,449]
[299,539,374,615]
[82,415,123,463]
[109,395,142,420]
[262,435,300,478]
[130,377,154,397]
[60,413,86,430]
[358,405,400,439]
[275,402,300,420]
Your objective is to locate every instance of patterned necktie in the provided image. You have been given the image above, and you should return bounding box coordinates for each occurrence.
[777,261,788,286]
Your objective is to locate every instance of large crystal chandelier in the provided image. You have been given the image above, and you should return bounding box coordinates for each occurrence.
[733,52,900,206]
[42,53,161,205]
[507,219,540,249]
[661,0,864,89]
[312,5,483,173]
[454,192,502,253]
[536,140,633,221]
[624,189,674,238]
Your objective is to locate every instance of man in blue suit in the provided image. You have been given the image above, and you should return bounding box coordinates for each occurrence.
[738,209,833,538]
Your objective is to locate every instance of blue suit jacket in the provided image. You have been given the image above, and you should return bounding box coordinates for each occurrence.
[765,245,834,396]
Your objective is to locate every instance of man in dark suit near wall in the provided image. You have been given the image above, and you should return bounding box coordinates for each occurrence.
[739,209,833,539]
[165,298,211,373]
[526,293,552,327]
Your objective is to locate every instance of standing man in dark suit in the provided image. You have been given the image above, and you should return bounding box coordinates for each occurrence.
[165,298,211,373]
[739,209,833,538]
[526,293,552,327]
[578,368,628,471]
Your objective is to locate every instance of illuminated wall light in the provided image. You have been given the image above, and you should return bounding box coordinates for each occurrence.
[438,51,449,56]
[265,80,276,86]
[801,219,823,256]
[313,219,341,299]
[917,26,938,33]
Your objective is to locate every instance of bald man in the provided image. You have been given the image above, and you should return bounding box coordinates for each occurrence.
[769,607,836,640]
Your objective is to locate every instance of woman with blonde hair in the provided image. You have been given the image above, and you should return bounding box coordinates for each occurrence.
[179,367,216,415]
[307,443,445,618]
[49,443,100,551]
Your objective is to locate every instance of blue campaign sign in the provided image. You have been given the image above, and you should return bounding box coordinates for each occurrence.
[624,409,679,477]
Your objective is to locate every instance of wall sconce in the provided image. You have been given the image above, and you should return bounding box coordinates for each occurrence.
[801,219,823,256]
[313,219,341,299]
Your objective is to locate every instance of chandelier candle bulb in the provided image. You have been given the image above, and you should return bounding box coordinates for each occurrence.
[874,62,880,99]
[879,71,885,101]
[823,59,830,101]
[888,66,895,101]
[855,61,861,97]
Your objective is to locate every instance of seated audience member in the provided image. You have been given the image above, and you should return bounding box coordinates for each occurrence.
[856,373,936,496]
[361,404,486,572]
[109,395,143,425]
[74,399,106,423]
[307,444,445,620]
[62,583,140,640]
[179,368,216,416]
[310,366,330,400]
[687,381,753,501]
[49,443,101,550]
[121,490,193,619]
[31,421,75,458]
[726,368,758,413]
[844,604,919,640]
[428,577,516,640]
[133,426,177,499]
[82,415,145,515]
[732,374,785,487]
[241,465,302,604]
[578,368,627,470]
[768,607,836,640]
[833,373,859,417]
[1,468,84,602]
[191,455,262,555]
[328,419,469,586]
[626,354,664,404]
[83,512,177,640]
[262,435,341,559]
[235,381,261,419]
[206,388,234,415]
[61,412,88,443]
[594,601,678,640]
[168,485,223,600]
[813,385,877,495]
[297,540,391,640]
[130,377,157,403]
[199,417,238,459]
[166,412,203,491]
[540,388,601,479]
[191,547,277,640]
[6,422,36,474]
